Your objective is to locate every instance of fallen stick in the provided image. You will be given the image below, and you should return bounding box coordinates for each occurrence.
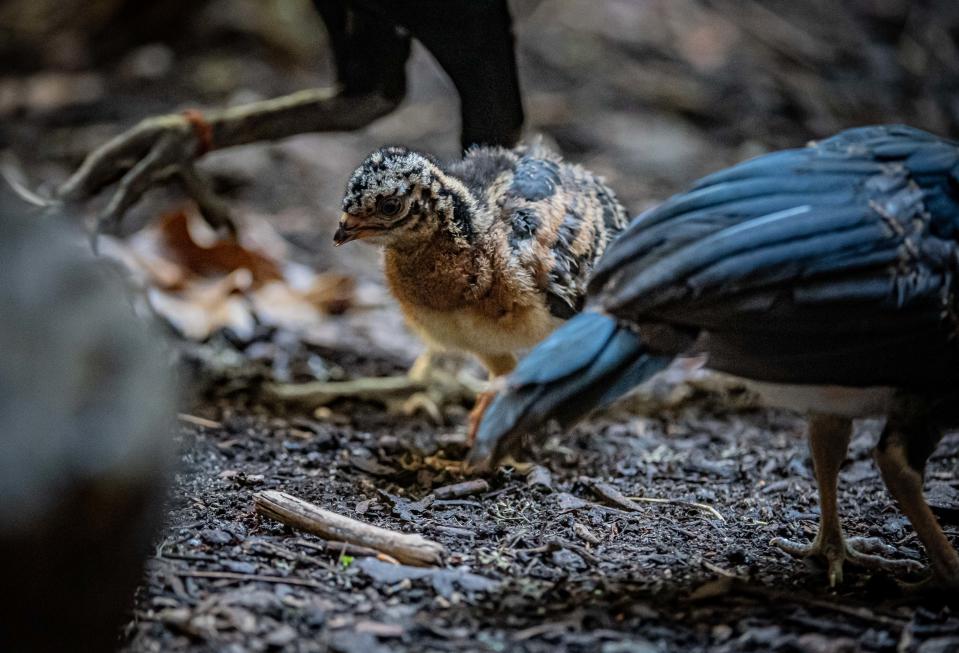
[176,413,223,429]
[586,479,726,522]
[171,568,323,588]
[292,538,401,565]
[431,479,489,500]
[263,377,425,407]
[254,491,446,567]
[627,496,726,523]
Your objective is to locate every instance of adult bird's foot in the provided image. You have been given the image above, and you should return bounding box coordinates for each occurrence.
[771,534,924,587]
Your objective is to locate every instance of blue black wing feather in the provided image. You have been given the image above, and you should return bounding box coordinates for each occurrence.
[592,126,959,312]
[587,125,959,388]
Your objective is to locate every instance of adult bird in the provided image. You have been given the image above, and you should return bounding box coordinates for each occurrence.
[469,125,959,590]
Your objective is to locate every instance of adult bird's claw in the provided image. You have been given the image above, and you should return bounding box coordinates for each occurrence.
[771,534,924,587]
[57,115,214,235]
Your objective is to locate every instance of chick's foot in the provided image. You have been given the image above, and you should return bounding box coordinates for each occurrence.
[264,355,485,424]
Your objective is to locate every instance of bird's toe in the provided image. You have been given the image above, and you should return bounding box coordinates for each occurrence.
[771,536,847,586]
[827,557,844,588]
[398,392,444,423]
[770,533,923,586]
[844,537,925,576]
[769,536,817,558]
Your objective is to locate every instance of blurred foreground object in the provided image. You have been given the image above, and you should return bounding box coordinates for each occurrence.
[0,191,178,651]
[54,0,524,236]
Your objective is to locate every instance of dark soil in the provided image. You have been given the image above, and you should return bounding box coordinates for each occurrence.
[4,2,959,651]
[132,377,959,653]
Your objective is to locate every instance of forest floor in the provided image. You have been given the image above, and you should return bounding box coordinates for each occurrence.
[127,370,959,653]
[3,2,958,651]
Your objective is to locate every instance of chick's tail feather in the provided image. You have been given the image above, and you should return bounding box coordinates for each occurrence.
[468,311,671,466]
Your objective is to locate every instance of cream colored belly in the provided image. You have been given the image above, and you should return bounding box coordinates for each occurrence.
[743,380,894,418]
[401,302,563,358]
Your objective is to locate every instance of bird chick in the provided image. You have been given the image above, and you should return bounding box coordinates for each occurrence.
[470,125,959,591]
[335,142,628,436]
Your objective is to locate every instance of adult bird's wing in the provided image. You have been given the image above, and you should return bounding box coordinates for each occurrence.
[588,125,959,388]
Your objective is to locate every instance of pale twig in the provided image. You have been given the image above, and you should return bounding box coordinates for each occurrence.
[626,496,726,523]
[254,490,445,567]
[584,478,726,522]
[168,568,323,588]
[176,413,223,429]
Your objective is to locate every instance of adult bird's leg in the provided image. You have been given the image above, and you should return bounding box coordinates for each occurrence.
[771,414,922,586]
[54,89,400,238]
[468,353,517,445]
[875,397,959,591]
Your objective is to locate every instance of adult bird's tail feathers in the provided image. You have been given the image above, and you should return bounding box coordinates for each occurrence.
[468,311,671,467]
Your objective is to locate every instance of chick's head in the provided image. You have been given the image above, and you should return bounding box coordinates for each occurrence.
[335,146,443,248]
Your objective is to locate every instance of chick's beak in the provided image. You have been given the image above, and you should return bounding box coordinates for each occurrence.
[333,213,375,246]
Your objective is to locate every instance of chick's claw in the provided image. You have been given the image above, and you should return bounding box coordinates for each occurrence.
[398,391,444,424]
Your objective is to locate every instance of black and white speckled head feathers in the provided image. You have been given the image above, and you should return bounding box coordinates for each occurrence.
[336,146,483,249]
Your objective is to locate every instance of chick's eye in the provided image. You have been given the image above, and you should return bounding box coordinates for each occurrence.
[379,197,402,217]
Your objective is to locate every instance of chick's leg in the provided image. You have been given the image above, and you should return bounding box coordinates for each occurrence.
[398,349,451,422]
[397,349,487,421]
[467,353,516,445]
[771,414,921,586]
[875,400,959,591]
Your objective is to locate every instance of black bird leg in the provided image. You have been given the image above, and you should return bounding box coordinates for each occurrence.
[772,414,922,586]
[875,396,959,591]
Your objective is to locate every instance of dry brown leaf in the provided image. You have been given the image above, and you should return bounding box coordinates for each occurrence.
[148,270,255,341]
[156,210,282,284]
[105,206,357,341]
[304,273,355,315]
